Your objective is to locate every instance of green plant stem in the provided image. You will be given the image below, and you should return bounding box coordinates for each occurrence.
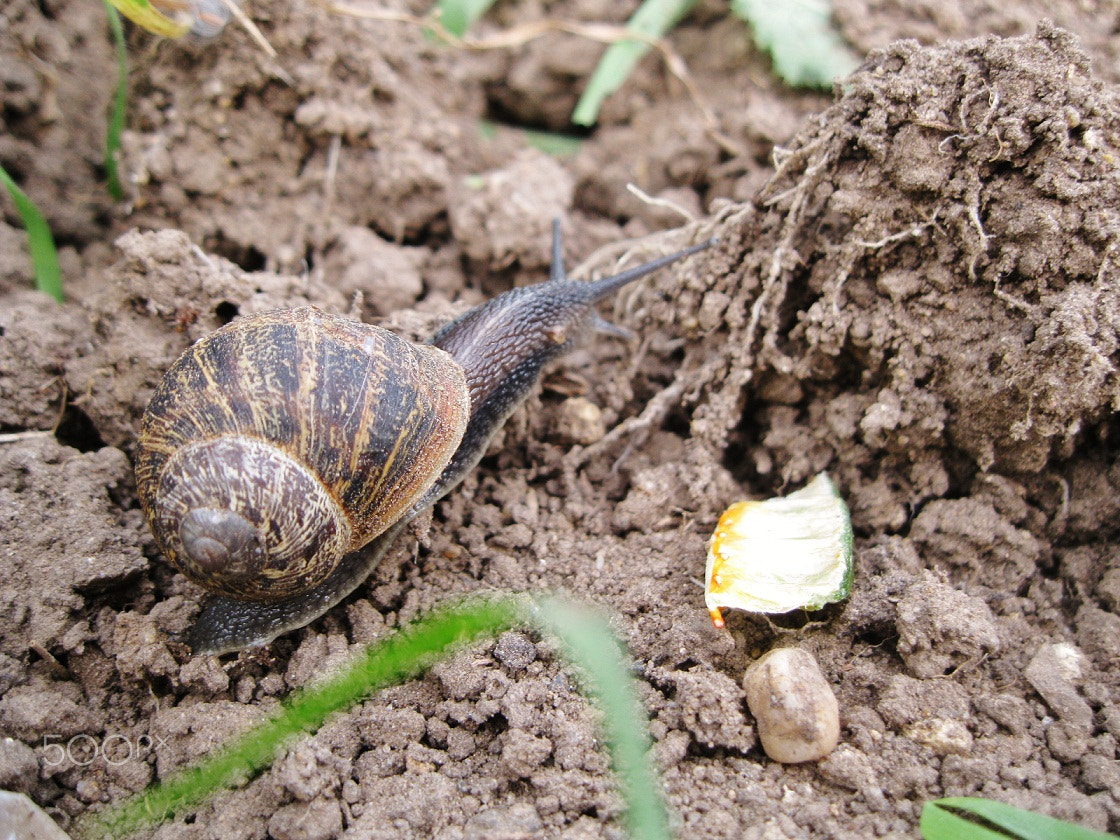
[0,165,63,302]
[103,0,128,201]
[78,594,669,840]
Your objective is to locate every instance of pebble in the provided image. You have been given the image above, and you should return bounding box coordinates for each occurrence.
[1023,643,1092,730]
[0,791,73,840]
[905,717,973,756]
[552,397,605,446]
[743,647,840,763]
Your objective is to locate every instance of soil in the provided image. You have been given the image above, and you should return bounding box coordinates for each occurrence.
[3,0,1120,837]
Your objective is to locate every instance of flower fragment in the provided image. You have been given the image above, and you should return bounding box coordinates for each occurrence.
[705,472,853,627]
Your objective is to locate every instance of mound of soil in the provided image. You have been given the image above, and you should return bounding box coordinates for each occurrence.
[3,0,1120,837]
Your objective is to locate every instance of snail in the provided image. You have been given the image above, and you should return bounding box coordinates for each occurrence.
[135,222,714,654]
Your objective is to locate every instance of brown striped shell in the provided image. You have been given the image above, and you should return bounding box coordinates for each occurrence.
[135,308,470,601]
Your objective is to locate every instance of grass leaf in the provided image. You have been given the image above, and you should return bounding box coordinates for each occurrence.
[435,0,499,37]
[532,597,670,840]
[478,120,584,158]
[921,797,1120,840]
[0,165,63,302]
[78,595,667,839]
[571,0,697,127]
[730,0,859,89]
[104,1,128,201]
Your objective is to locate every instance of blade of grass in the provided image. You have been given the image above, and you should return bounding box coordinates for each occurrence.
[922,798,1120,840]
[104,1,128,201]
[920,801,1021,840]
[78,594,667,839]
[0,165,63,302]
[521,127,584,158]
[532,596,670,840]
[478,120,585,158]
[435,0,499,37]
[80,597,522,838]
[571,0,697,127]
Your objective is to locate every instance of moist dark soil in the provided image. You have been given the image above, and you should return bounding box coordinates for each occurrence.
[3,0,1120,837]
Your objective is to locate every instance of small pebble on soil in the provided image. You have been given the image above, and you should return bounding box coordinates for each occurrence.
[743,647,841,764]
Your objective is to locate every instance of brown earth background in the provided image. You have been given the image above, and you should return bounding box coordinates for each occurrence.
[3,0,1120,837]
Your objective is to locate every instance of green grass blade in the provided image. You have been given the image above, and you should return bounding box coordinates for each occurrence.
[730,0,859,89]
[0,165,63,302]
[921,801,1021,840]
[78,594,667,839]
[478,120,585,158]
[921,798,1120,840]
[80,597,523,838]
[104,0,128,201]
[571,0,697,127]
[521,127,584,158]
[435,0,499,36]
[532,597,670,840]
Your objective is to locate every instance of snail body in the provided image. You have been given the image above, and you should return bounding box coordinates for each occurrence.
[136,223,714,654]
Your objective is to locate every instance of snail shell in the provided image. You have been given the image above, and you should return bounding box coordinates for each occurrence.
[134,308,469,601]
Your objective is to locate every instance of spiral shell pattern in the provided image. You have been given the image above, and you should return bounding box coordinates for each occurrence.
[135,308,470,601]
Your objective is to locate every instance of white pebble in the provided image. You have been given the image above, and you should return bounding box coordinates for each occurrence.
[744,647,840,763]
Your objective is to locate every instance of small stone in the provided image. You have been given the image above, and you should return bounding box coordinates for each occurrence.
[744,648,840,763]
[1024,643,1093,730]
[0,791,73,840]
[552,397,605,446]
[905,718,973,756]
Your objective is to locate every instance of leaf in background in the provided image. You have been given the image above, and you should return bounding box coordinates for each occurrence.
[921,797,1120,840]
[571,0,697,127]
[104,1,128,201]
[0,165,63,303]
[730,0,860,89]
[106,0,190,37]
[479,120,585,158]
[436,0,499,37]
[521,128,583,158]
